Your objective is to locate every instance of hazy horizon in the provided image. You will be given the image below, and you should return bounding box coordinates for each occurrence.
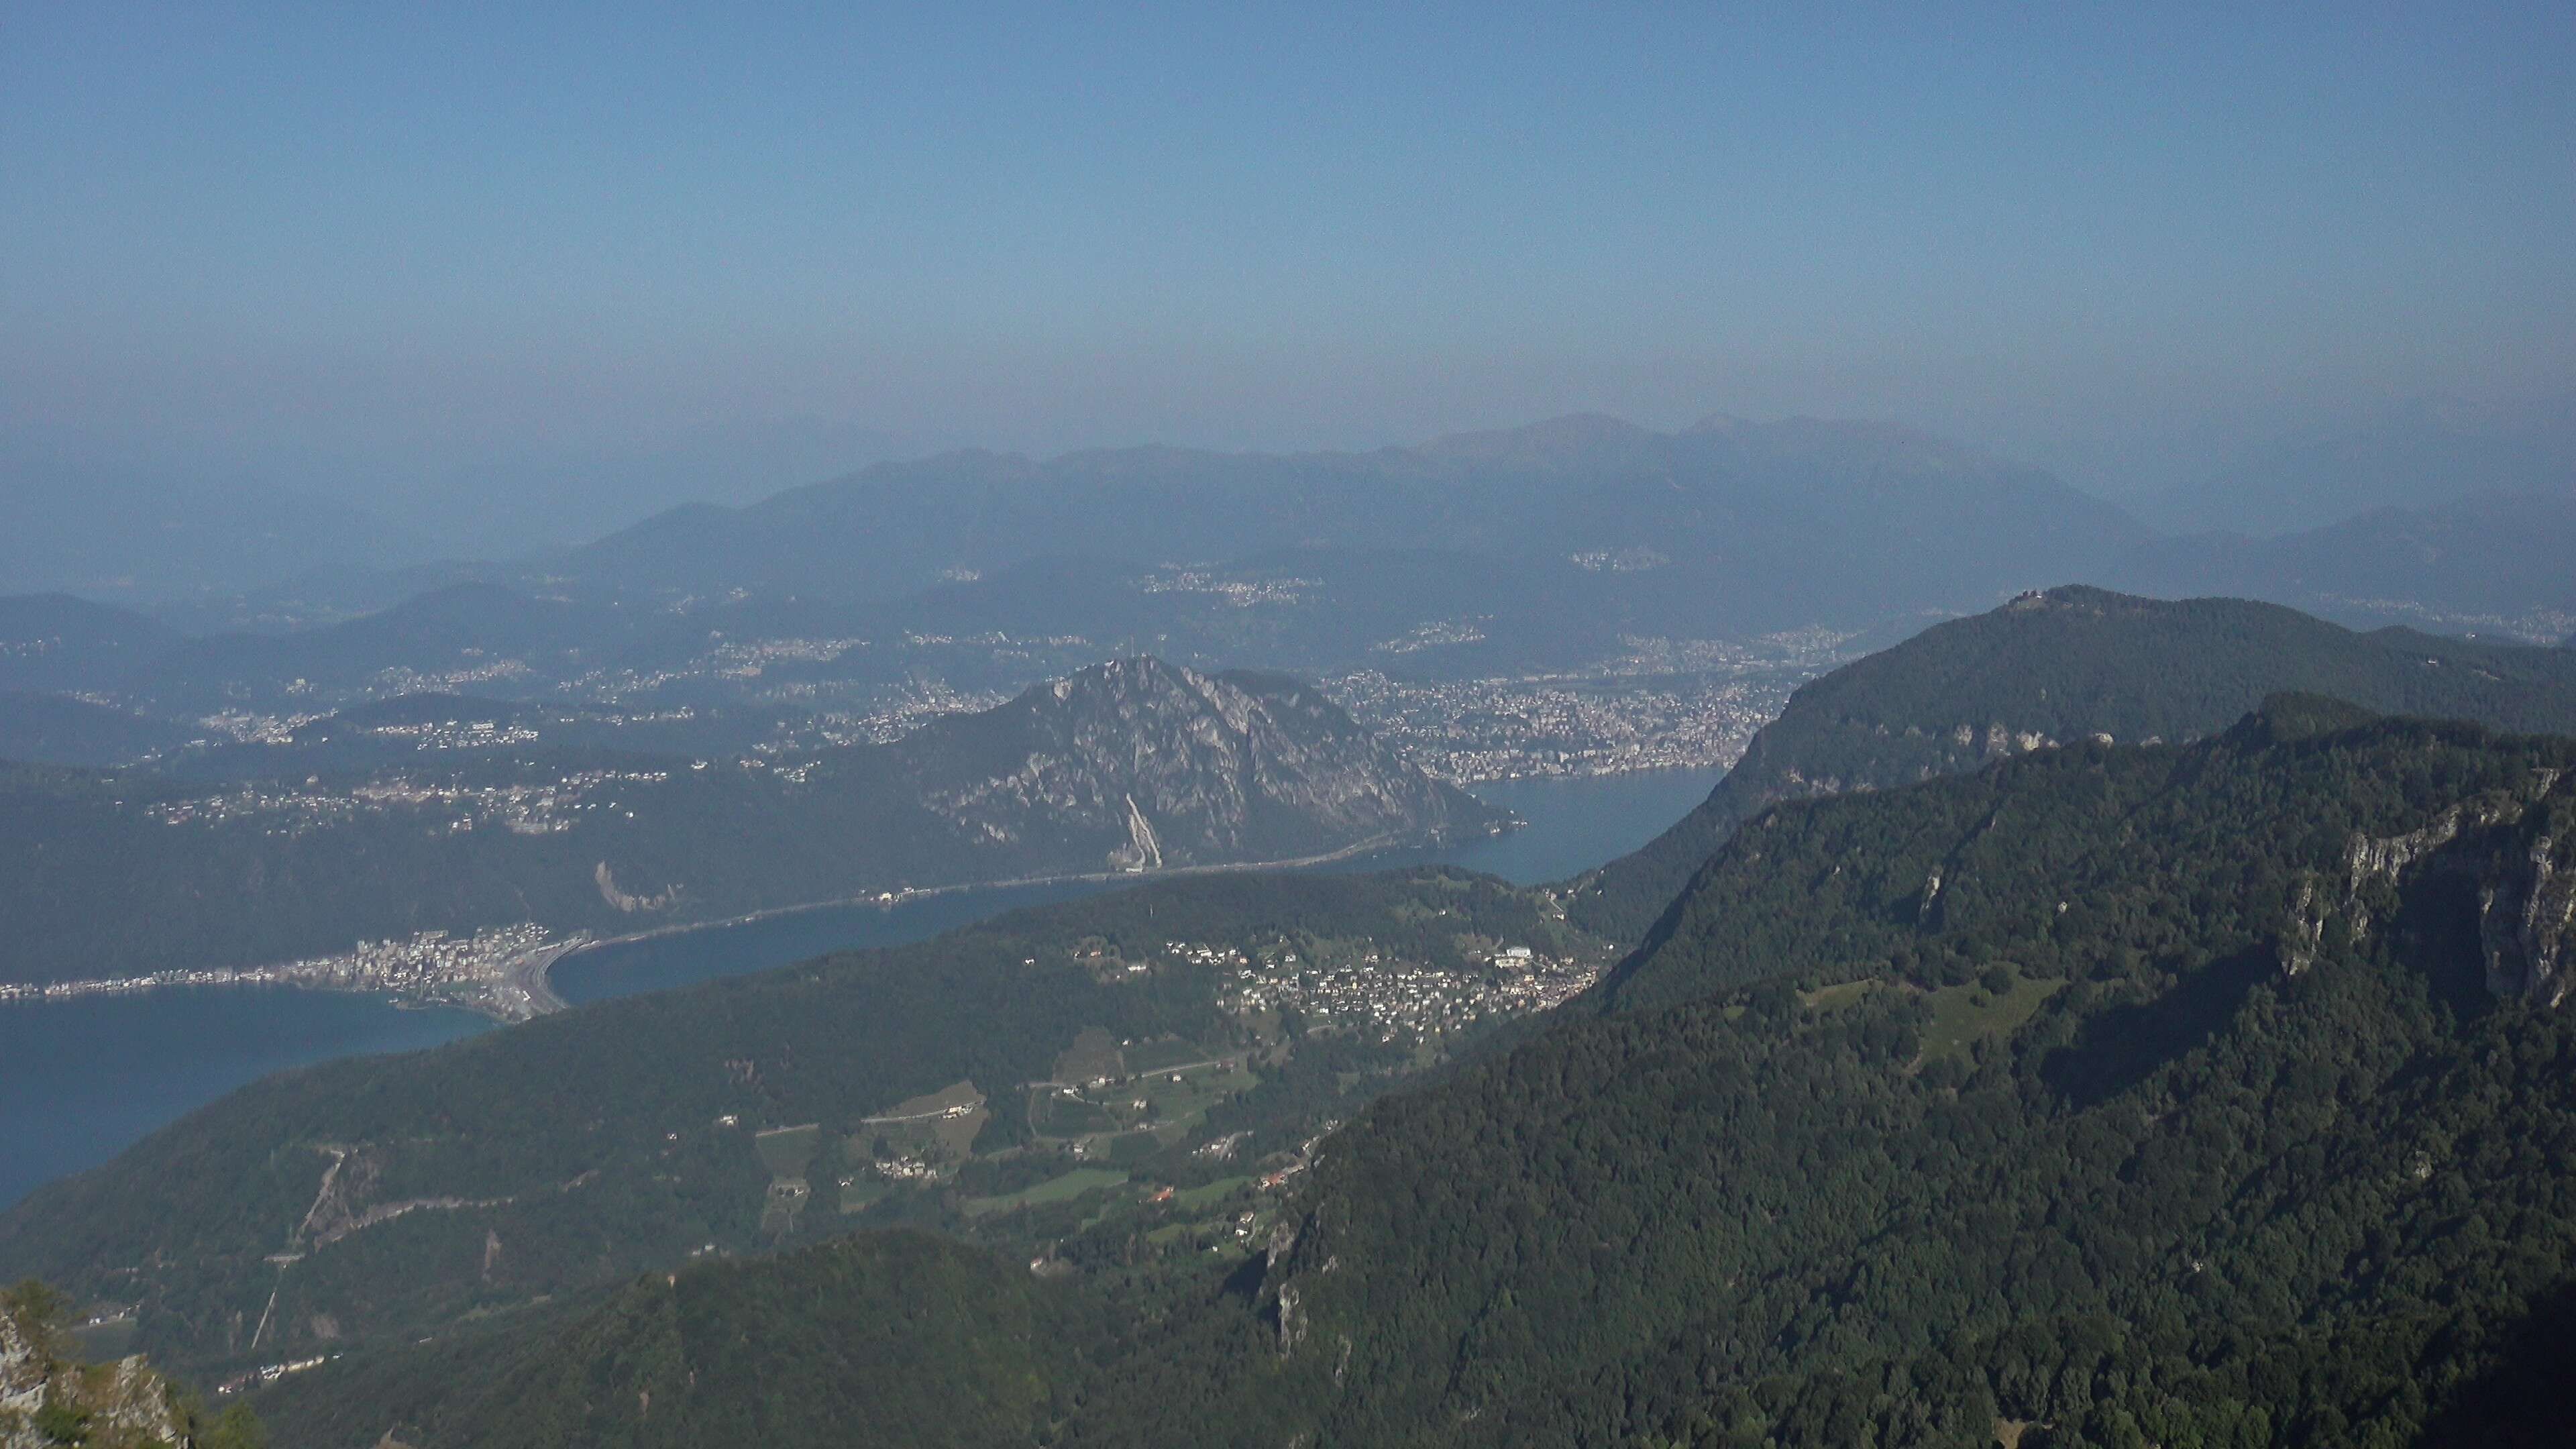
[5,5,2573,578]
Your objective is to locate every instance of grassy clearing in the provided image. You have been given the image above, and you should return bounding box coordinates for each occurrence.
[1920,977,2065,1064]
[874,1079,984,1120]
[1053,1026,1126,1084]
[755,1124,821,1179]
[1175,1175,1252,1210]
[1105,1132,1164,1165]
[1137,1065,1255,1125]
[928,1106,988,1159]
[1126,1037,1218,1073]
[1801,980,1877,1012]
[851,1079,990,1163]
[964,1167,1128,1217]
[1034,1095,1120,1136]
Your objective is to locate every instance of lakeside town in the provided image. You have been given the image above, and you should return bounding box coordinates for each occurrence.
[1324,665,1798,783]
[142,765,678,839]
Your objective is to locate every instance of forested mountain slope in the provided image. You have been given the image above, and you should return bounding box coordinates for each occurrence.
[0,691,193,769]
[259,1232,1075,1449]
[1572,586,2576,941]
[0,657,1495,988]
[0,868,1598,1388]
[219,701,2576,1447]
[0,593,176,693]
[1245,700,2576,1445]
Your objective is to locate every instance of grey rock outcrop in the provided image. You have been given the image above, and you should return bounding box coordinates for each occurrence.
[2316,768,2576,1005]
[2480,830,2576,1005]
[1,1297,184,1449]
[906,658,1499,870]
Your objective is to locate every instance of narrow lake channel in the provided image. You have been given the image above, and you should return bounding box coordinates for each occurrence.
[0,765,1723,1208]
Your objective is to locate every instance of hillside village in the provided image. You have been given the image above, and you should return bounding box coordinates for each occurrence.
[730,919,1618,1277]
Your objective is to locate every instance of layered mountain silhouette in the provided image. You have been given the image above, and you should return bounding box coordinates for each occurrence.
[554,415,2151,630]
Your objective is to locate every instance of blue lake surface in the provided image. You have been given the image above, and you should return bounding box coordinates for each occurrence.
[0,989,486,1209]
[0,765,1721,1209]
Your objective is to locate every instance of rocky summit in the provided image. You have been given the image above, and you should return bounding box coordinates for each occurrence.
[900,657,1499,871]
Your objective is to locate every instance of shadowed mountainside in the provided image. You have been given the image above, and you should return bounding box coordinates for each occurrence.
[1570,586,2576,942]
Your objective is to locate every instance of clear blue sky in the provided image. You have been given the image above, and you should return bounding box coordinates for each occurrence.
[2,3,2569,535]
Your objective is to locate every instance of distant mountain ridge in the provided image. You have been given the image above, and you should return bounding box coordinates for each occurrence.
[1570,586,2576,941]
[21,407,2576,663]
[2118,490,2576,638]
[556,414,2150,633]
[2134,392,2576,537]
[125,581,639,713]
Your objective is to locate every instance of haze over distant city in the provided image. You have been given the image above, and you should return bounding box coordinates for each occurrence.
[3,3,2571,578]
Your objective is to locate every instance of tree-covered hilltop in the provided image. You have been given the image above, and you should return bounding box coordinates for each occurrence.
[0,593,177,694]
[208,702,2576,1448]
[0,867,1597,1385]
[0,692,193,769]
[0,657,1500,989]
[1570,586,2576,942]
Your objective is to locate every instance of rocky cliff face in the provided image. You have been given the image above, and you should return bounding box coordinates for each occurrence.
[895,658,1501,871]
[2471,786,2576,1005]
[1,1297,185,1449]
[2286,766,2576,1005]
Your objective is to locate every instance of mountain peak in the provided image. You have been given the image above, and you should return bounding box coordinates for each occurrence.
[905,657,1497,870]
[1050,654,1198,696]
[1414,412,1660,464]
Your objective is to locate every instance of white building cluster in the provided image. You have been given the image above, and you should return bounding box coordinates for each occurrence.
[1212,939,1600,1043]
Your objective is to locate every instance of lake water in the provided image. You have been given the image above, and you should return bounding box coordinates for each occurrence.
[0,989,486,1209]
[553,766,1724,1004]
[0,765,1721,1209]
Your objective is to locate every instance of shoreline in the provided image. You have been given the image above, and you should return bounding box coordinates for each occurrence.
[0,824,1516,1024]
[544,823,1505,985]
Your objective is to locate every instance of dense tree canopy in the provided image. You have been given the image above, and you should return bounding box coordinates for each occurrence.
[1572,587,2576,942]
